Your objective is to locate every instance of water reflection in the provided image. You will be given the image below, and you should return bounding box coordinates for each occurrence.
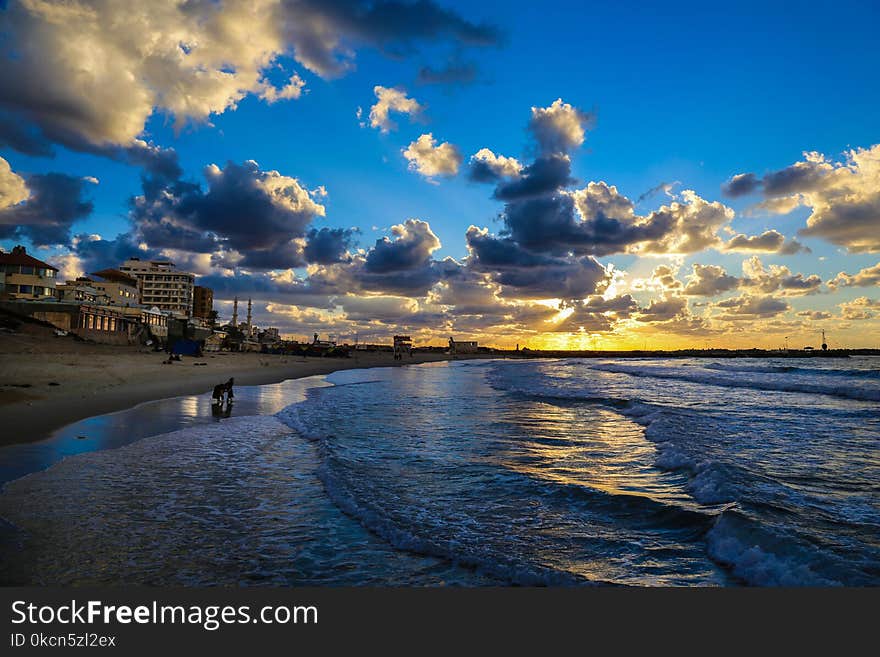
[0,374,332,487]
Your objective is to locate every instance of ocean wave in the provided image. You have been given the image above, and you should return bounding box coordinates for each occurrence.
[704,362,880,379]
[587,363,880,402]
[316,458,599,586]
[706,511,857,586]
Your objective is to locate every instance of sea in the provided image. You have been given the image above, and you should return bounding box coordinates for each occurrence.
[1,356,878,586]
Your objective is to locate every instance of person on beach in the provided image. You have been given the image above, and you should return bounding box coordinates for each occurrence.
[225,378,235,404]
[212,383,226,406]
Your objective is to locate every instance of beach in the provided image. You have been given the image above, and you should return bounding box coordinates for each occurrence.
[0,355,877,586]
[0,326,480,447]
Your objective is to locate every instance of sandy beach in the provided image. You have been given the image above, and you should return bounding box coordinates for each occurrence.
[0,325,480,447]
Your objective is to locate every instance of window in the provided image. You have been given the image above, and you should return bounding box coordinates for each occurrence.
[6,284,18,293]
[87,315,94,330]
[20,266,34,275]
[19,285,33,294]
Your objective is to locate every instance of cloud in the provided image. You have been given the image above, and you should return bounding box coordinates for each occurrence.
[555,294,639,332]
[465,226,612,300]
[682,264,740,296]
[303,227,357,264]
[715,294,790,318]
[528,98,593,155]
[0,168,95,245]
[723,229,809,254]
[635,191,734,255]
[0,157,30,210]
[494,154,575,200]
[417,61,477,85]
[724,145,880,252]
[364,219,440,273]
[367,86,424,132]
[0,0,499,158]
[338,295,419,322]
[740,256,823,296]
[839,297,880,320]
[721,173,761,197]
[128,160,327,270]
[796,310,833,320]
[402,133,462,179]
[636,296,689,323]
[468,148,523,183]
[829,261,880,289]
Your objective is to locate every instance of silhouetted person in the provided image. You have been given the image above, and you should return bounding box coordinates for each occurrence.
[225,377,235,404]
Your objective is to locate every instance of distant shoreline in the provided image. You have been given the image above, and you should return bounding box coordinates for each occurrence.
[0,348,493,449]
[1,330,878,450]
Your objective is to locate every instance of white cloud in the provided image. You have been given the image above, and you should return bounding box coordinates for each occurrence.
[402,133,462,179]
[528,98,592,154]
[470,148,522,177]
[367,86,424,133]
[0,157,29,210]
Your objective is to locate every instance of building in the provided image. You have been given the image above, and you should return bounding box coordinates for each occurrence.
[0,299,133,345]
[393,335,412,360]
[55,278,110,305]
[448,337,479,354]
[118,258,194,317]
[192,285,214,320]
[89,269,140,306]
[0,246,58,300]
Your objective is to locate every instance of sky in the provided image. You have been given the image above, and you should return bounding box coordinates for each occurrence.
[1,0,879,349]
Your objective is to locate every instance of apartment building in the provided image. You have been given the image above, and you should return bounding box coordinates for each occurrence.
[0,246,58,300]
[118,258,194,317]
[192,285,214,320]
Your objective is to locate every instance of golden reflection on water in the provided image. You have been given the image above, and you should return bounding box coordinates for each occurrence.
[493,401,690,505]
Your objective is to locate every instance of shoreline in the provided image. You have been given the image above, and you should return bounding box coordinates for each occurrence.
[0,349,491,449]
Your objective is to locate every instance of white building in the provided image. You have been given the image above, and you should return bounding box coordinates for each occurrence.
[118,258,194,317]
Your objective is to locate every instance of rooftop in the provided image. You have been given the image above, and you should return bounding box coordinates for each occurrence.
[91,268,139,286]
[0,246,58,271]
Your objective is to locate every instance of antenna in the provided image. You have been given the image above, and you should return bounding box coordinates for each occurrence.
[821,329,828,351]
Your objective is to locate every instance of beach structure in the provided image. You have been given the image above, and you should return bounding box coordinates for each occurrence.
[192,285,213,319]
[0,246,57,300]
[393,335,413,360]
[118,257,194,318]
[0,299,134,344]
[55,279,110,305]
[448,337,479,354]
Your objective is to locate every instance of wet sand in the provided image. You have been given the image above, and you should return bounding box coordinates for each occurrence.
[0,329,482,447]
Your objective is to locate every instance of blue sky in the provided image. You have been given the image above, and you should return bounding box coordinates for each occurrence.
[1,0,879,346]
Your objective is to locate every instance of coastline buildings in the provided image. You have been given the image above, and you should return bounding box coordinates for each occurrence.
[89,269,140,307]
[192,285,213,320]
[0,246,58,300]
[448,337,479,354]
[118,257,194,317]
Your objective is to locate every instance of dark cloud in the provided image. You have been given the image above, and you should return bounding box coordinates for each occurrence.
[493,155,574,201]
[501,193,670,257]
[715,294,789,318]
[721,172,761,197]
[417,61,477,85]
[304,227,358,264]
[193,271,338,310]
[0,173,94,245]
[129,160,326,270]
[363,219,440,273]
[71,233,162,273]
